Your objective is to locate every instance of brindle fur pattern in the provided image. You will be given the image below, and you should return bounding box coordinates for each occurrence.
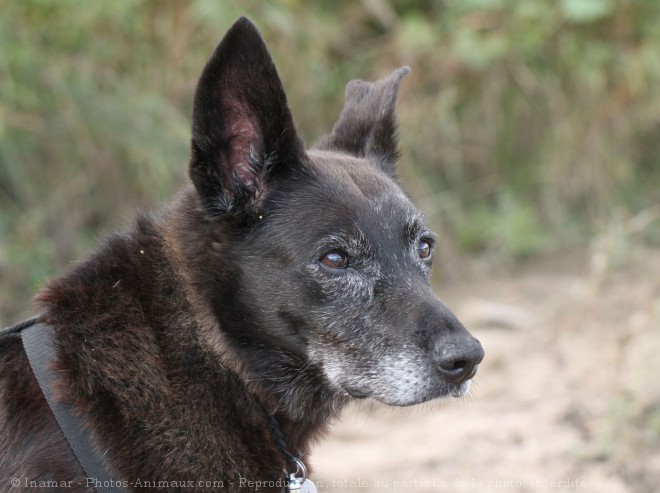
[0,17,483,492]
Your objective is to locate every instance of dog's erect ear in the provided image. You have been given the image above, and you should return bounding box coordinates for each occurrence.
[316,66,410,177]
[189,17,305,216]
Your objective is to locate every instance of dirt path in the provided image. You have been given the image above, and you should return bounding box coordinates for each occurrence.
[310,251,660,492]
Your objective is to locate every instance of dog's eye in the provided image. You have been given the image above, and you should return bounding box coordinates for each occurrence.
[321,250,349,269]
[417,239,432,260]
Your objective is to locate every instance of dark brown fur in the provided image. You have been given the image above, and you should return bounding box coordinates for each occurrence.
[0,17,483,493]
[2,202,329,492]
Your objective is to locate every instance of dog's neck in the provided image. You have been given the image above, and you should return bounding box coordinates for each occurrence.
[162,193,349,455]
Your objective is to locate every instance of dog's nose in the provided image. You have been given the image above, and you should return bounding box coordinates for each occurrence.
[434,338,484,384]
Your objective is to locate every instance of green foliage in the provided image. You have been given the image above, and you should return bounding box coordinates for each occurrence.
[455,194,549,259]
[1,0,660,323]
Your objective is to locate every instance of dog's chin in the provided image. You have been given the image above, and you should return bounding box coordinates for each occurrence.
[341,379,473,407]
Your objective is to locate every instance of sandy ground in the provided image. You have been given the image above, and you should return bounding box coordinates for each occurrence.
[309,250,660,493]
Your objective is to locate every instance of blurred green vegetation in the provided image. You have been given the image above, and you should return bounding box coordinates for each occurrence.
[1,0,659,324]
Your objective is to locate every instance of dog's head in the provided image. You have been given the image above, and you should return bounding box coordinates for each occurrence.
[186,18,483,407]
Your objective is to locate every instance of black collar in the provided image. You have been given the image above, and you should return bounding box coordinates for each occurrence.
[260,402,312,488]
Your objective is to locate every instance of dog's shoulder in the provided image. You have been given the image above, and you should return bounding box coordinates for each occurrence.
[32,212,181,406]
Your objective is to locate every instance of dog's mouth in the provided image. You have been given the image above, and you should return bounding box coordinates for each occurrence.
[339,376,474,404]
[340,384,369,399]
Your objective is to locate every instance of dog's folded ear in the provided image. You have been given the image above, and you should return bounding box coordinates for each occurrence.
[316,66,410,177]
[189,17,305,217]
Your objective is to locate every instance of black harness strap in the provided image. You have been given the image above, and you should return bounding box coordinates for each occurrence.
[15,321,127,493]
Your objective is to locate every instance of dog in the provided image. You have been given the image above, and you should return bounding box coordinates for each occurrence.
[0,17,483,492]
